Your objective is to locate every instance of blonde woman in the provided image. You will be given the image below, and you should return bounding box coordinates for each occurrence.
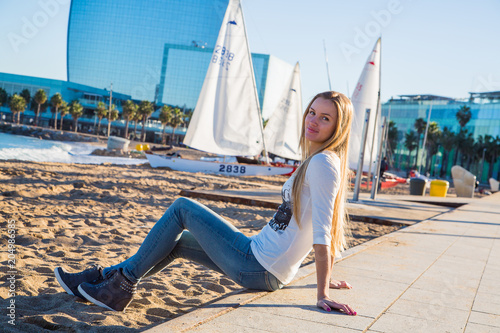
[55,91,356,316]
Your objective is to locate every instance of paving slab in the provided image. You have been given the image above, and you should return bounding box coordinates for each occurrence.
[399,286,474,312]
[472,291,500,316]
[145,192,500,332]
[368,311,466,333]
[464,322,500,333]
[468,311,500,328]
[385,298,470,330]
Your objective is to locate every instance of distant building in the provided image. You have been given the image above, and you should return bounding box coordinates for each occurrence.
[0,72,130,129]
[0,0,294,140]
[382,93,500,182]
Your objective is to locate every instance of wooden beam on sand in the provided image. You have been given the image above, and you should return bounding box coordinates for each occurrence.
[179,189,280,209]
[179,189,414,227]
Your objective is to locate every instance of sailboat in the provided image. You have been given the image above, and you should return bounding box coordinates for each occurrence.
[263,62,303,161]
[146,0,294,176]
[348,38,381,173]
[348,38,405,191]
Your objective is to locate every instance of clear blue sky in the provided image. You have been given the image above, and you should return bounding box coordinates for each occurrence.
[1,0,499,104]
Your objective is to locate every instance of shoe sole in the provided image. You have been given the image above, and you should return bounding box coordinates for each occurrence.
[78,285,118,312]
[54,267,75,296]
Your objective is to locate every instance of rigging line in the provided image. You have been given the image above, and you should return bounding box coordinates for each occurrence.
[239,0,269,163]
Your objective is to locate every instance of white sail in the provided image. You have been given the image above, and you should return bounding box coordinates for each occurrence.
[348,38,381,172]
[261,56,294,121]
[183,0,263,156]
[263,62,302,160]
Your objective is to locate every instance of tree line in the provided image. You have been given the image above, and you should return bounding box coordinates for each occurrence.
[385,105,499,180]
[0,87,191,145]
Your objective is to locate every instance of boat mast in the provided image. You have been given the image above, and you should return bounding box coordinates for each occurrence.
[419,103,433,174]
[370,116,387,199]
[353,109,371,201]
[240,0,269,163]
[323,39,332,91]
[108,83,113,114]
[365,37,382,189]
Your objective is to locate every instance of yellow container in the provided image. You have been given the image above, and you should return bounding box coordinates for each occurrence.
[135,144,150,151]
[430,180,449,197]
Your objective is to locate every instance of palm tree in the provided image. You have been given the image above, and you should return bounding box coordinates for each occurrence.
[106,104,119,137]
[107,104,120,137]
[159,105,173,145]
[121,100,137,139]
[439,127,455,178]
[414,117,426,170]
[95,101,108,136]
[69,101,83,133]
[404,130,418,168]
[456,105,472,129]
[453,105,473,168]
[138,101,154,142]
[424,122,441,174]
[20,89,31,109]
[474,136,487,181]
[132,111,142,141]
[387,121,398,157]
[9,94,26,124]
[461,132,475,169]
[484,135,500,180]
[59,101,69,130]
[494,136,500,180]
[50,93,63,130]
[169,107,184,147]
[453,128,471,166]
[0,88,7,107]
[33,89,47,127]
[183,108,193,127]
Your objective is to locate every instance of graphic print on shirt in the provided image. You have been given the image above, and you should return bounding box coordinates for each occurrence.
[268,188,293,233]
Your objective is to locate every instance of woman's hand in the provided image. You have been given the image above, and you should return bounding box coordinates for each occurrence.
[317,296,356,315]
[329,279,352,289]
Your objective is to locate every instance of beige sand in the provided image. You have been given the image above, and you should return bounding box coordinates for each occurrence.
[0,157,399,332]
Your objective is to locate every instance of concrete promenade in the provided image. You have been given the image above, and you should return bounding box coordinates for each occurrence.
[147,192,500,332]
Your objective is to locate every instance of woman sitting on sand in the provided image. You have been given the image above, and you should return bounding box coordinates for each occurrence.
[55,91,357,316]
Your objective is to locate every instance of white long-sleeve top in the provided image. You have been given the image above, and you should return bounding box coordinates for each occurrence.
[251,150,341,285]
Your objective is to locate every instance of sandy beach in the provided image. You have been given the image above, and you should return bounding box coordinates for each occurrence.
[0,155,401,332]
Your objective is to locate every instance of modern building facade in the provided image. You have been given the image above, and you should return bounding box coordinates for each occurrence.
[0,72,130,123]
[382,92,500,182]
[66,0,286,112]
[68,0,229,107]
[67,0,293,109]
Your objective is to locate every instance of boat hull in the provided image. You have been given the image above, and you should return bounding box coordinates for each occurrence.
[146,153,294,176]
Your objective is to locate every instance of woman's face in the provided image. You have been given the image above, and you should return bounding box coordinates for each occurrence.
[304,97,338,150]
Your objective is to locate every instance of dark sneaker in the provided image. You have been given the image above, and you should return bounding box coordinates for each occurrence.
[78,268,137,312]
[54,265,103,299]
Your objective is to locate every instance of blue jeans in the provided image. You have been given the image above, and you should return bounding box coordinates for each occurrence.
[105,197,283,292]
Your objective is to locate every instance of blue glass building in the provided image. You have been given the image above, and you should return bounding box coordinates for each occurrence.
[67,0,247,110]
[67,0,278,110]
[156,42,270,109]
[382,93,500,182]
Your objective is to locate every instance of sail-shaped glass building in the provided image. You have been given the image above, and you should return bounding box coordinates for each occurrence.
[67,0,229,107]
[66,0,285,111]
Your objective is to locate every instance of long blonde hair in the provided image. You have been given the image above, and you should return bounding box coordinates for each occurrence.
[291,91,353,255]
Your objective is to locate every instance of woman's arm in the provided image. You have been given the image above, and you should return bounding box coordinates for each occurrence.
[314,244,356,315]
